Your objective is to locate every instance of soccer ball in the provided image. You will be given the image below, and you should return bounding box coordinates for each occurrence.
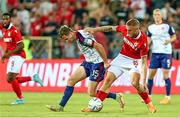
[88,97,103,112]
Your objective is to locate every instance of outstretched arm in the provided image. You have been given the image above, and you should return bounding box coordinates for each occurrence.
[84,26,117,34]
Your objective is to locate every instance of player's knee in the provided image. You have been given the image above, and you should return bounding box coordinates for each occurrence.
[104,78,113,87]
[67,78,76,86]
[131,81,138,88]
[163,74,169,80]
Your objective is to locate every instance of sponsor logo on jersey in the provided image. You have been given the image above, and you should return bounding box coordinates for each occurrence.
[4,38,12,42]
[123,37,138,50]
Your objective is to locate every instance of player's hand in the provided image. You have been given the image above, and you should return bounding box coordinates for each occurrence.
[1,56,5,63]
[104,62,110,70]
[164,40,171,45]
[3,52,11,58]
[1,52,10,63]
[84,27,95,34]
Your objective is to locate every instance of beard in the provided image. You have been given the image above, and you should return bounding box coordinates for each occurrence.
[3,23,10,29]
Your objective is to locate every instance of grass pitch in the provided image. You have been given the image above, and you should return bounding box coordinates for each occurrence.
[0,92,180,118]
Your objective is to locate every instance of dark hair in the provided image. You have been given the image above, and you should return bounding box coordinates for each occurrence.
[2,12,11,18]
[58,25,71,38]
[126,19,140,27]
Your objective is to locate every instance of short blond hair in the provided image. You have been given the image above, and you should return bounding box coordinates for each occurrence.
[58,25,71,38]
[153,9,162,14]
[126,19,140,27]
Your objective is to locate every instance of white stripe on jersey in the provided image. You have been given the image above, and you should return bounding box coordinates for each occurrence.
[147,23,175,54]
[76,30,103,63]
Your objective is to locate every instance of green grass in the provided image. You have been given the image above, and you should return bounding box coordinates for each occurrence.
[0,92,180,118]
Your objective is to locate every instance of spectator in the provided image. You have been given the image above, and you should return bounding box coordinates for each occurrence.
[161,2,176,20]
[130,0,146,21]
[10,8,22,31]
[39,0,53,16]
[18,3,30,35]
[0,0,7,13]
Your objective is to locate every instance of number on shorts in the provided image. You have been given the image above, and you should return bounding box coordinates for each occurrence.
[133,60,138,67]
[167,59,170,68]
[92,70,99,79]
[11,61,15,67]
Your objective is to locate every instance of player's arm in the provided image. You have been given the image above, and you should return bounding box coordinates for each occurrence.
[1,46,8,63]
[164,34,176,45]
[147,37,151,46]
[93,42,109,69]
[164,26,177,45]
[3,42,24,58]
[140,55,148,86]
[84,26,117,34]
[146,28,152,46]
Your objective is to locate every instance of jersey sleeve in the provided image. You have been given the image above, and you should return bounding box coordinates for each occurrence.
[168,25,175,36]
[146,29,152,37]
[116,25,126,33]
[140,35,148,57]
[13,29,22,44]
[77,31,94,47]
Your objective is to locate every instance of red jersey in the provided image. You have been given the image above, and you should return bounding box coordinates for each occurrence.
[2,23,26,58]
[116,25,148,59]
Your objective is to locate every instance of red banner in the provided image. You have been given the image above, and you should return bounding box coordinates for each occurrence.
[0,59,180,94]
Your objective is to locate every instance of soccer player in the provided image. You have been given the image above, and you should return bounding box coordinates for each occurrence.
[82,19,156,113]
[1,13,43,105]
[147,9,176,104]
[46,25,124,112]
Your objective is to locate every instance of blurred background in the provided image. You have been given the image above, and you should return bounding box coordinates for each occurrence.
[0,0,179,60]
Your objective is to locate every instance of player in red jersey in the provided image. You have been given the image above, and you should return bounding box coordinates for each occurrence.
[82,19,156,113]
[0,13,43,105]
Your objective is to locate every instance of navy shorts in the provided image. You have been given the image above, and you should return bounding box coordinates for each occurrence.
[149,53,172,69]
[80,61,105,82]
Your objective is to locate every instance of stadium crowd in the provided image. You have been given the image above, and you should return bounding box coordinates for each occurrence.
[0,0,180,59]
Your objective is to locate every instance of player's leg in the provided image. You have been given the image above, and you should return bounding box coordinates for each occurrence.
[148,53,161,96]
[87,62,122,101]
[147,69,157,96]
[97,71,117,101]
[88,81,99,97]
[60,65,87,107]
[47,66,87,112]
[82,71,125,112]
[81,71,118,112]
[6,56,26,105]
[6,72,25,105]
[87,62,105,97]
[97,64,125,111]
[159,54,172,104]
[16,74,43,86]
[131,72,156,113]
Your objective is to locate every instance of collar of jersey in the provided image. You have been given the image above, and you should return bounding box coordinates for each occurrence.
[7,23,13,30]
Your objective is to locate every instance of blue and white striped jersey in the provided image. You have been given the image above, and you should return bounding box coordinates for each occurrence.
[76,30,103,63]
[147,23,175,54]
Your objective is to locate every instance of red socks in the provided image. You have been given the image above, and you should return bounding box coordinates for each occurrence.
[96,90,108,101]
[16,76,32,83]
[139,92,151,104]
[11,79,23,99]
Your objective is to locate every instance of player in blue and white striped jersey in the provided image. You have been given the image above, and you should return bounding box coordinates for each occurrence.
[46,25,124,112]
[147,9,177,104]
